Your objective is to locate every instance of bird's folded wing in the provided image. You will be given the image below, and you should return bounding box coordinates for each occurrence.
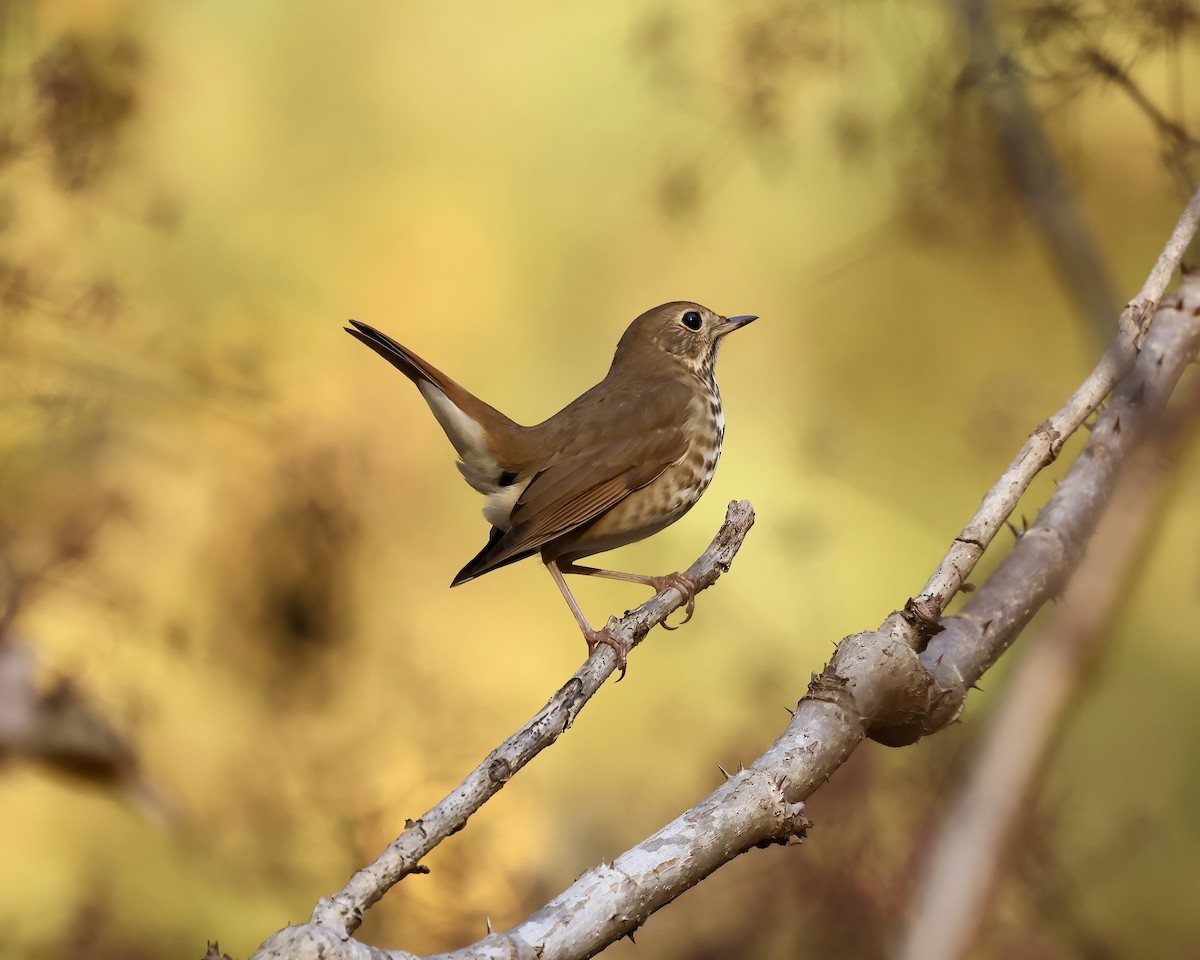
[509,445,672,546]
[454,383,691,579]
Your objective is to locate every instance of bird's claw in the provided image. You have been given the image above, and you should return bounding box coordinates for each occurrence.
[652,572,698,629]
[585,619,630,680]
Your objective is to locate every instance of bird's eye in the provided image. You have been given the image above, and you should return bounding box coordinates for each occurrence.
[681,310,702,331]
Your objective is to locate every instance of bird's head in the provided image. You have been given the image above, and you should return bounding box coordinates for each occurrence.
[613,301,757,379]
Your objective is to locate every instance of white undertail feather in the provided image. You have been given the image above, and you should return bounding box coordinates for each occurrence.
[483,483,523,530]
[416,380,501,493]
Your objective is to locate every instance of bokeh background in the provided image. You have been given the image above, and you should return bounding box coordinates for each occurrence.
[2,1,1199,957]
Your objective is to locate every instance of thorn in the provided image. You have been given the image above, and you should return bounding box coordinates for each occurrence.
[628,931,636,945]
[486,916,494,934]
[783,704,795,716]
[1114,416,1121,434]
[717,764,732,780]
[1007,521,1022,540]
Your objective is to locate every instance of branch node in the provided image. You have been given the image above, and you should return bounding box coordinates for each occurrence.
[755,801,812,848]
[901,596,944,650]
[806,670,848,704]
[1034,418,1064,457]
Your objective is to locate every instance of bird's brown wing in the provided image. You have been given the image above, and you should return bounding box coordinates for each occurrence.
[452,379,691,584]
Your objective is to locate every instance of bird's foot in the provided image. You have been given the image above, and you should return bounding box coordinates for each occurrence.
[648,572,698,629]
[584,618,630,680]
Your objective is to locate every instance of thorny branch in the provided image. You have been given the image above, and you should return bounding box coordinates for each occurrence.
[250,189,1200,960]
[896,377,1200,960]
[907,183,1200,642]
[913,276,1200,726]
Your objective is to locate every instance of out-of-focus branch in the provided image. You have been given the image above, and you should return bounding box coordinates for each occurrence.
[248,195,1200,960]
[896,377,1200,960]
[955,0,1118,338]
[909,183,1200,641]
[304,500,756,939]
[1081,46,1200,190]
[1081,47,1198,151]
[0,633,146,793]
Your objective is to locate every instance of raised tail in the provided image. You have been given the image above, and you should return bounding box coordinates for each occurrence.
[345,320,526,493]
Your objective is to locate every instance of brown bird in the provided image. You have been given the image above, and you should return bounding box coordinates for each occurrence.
[346,302,756,674]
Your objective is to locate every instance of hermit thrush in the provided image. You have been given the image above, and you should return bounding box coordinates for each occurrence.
[346,302,756,674]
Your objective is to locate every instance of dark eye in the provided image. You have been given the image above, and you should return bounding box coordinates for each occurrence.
[681,310,702,331]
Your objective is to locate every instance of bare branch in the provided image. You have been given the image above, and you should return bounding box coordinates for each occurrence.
[306,500,756,938]
[896,379,1200,960]
[911,182,1200,636]
[916,275,1200,716]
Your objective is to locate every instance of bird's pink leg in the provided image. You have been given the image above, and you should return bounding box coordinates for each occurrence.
[544,557,630,677]
[559,563,698,629]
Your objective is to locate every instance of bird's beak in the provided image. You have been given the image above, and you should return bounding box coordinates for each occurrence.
[714,314,758,338]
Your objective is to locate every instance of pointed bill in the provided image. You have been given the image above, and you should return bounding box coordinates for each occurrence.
[714,314,758,338]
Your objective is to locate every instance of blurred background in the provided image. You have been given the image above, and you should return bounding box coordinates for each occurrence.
[1,1,1198,957]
